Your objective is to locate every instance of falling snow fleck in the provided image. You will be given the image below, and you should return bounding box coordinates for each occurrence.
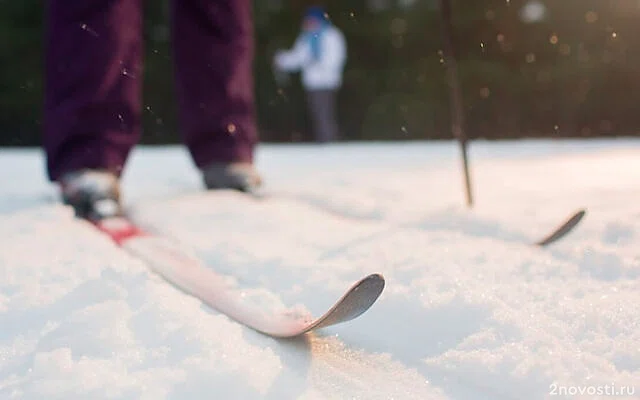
[121,68,137,79]
[80,23,98,36]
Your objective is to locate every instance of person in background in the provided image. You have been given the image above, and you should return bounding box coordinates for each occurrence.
[43,0,262,222]
[273,5,347,143]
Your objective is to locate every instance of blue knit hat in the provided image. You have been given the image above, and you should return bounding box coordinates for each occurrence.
[304,6,328,23]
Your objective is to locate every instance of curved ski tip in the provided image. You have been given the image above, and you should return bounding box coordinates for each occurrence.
[355,273,385,297]
[364,273,385,282]
[567,208,587,225]
[535,208,587,246]
[361,273,385,287]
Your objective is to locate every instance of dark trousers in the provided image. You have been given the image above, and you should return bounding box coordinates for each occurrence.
[43,0,257,181]
[305,89,339,143]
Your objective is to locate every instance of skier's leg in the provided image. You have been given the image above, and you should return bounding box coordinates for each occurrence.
[306,89,339,143]
[43,0,143,182]
[305,90,322,142]
[169,0,261,190]
[321,89,340,142]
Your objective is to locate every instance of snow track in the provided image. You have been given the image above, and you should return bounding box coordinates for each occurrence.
[1,140,638,399]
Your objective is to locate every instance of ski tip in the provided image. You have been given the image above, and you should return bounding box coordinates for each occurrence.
[360,273,385,288]
[562,208,587,228]
[355,273,386,301]
[571,208,587,218]
[535,208,587,246]
[365,272,385,282]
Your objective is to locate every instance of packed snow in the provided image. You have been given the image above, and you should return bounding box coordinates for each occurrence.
[0,139,639,399]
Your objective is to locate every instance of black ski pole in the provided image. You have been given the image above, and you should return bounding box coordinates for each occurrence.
[438,0,474,207]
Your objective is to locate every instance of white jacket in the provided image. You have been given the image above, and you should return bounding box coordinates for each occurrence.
[274,26,347,90]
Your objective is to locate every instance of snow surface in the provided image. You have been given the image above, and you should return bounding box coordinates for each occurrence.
[1,139,639,399]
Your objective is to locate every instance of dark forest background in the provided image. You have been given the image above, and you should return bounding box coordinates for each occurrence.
[1,0,639,146]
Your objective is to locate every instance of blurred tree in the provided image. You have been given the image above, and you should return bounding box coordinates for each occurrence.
[1,0,639,146]
[0,1,43,146]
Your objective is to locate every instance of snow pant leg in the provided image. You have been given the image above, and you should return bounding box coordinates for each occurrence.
[43,0,143,181]
[306,89,339,143]
[170,0,258,168]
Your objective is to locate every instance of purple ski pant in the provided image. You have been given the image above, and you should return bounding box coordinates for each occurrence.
[43,0,257,181]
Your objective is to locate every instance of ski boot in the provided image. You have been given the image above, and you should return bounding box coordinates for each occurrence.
[201,162,262,194]
[59,169,122,221]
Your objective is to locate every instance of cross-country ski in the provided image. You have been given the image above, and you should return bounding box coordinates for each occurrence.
[91,214,385,338]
